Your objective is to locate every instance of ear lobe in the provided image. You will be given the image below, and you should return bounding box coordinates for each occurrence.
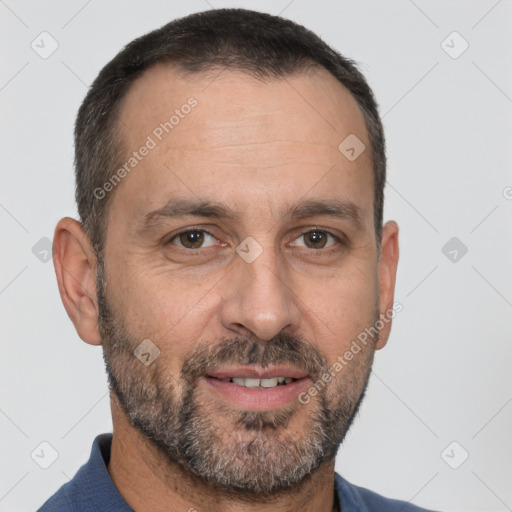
[375,220,400,350]
[53,217,102,346]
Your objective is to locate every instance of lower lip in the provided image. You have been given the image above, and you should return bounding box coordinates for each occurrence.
[202,376,311,410]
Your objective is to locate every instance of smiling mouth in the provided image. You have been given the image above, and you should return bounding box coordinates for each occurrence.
[212,376,298,389]
[203,368,311,410]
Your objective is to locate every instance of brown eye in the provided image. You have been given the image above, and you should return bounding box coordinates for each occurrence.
[171,230,218,249]
[179,230,204,248]
[303,230,328,249]
[293,230,338,250]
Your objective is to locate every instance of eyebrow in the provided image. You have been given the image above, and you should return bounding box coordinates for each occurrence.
[286,198,364,229]
[136,197,365,232]
[137,199,238,232]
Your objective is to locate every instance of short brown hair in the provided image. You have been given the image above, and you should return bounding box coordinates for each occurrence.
[74,8,386,259]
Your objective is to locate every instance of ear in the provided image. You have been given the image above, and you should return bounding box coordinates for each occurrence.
[375,220,399,350]
[53,217,101,346]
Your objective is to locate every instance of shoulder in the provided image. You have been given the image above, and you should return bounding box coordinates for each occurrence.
[36,472,96,512]
[335,473,442,512]
[36,433,132,512]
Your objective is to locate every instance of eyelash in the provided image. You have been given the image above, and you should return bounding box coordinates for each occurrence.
[167,227,345,253]
[168,228,221,249]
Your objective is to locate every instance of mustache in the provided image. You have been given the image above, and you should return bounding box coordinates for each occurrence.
[181,332,328,384]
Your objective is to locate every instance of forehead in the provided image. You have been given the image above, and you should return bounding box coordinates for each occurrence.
[110,63,373,225]
[118,62,368,144]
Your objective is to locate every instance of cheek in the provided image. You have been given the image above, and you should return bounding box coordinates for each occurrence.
[111,267,221,359]
[301,263,378,349]
[326,346,374,408]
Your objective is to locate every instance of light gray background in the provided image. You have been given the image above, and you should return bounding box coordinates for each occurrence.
[1,1,511,511]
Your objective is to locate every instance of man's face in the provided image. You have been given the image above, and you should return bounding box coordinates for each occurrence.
[98,64,383,494]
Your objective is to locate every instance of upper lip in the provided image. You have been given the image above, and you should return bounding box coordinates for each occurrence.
[207,365,309,380]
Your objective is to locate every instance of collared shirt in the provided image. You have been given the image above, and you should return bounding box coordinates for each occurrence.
[37,433,440,512]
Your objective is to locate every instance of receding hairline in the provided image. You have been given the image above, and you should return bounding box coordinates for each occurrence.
[74,9,386,259]
[95,60,376,258]
[111,59,370,166]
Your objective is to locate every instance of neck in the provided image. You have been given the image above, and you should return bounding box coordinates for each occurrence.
[107,396,338,512]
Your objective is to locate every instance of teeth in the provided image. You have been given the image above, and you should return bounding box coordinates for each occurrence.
[242,378,260,388]
[260,377,279,388]
[226,377,295,388]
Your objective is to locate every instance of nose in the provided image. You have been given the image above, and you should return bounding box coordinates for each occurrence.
[220,251,302,341]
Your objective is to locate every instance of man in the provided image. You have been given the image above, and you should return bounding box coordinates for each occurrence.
[38,8,439,512]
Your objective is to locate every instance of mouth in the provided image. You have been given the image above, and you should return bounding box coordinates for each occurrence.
[215,376,297,388]
[202,366,311,410]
